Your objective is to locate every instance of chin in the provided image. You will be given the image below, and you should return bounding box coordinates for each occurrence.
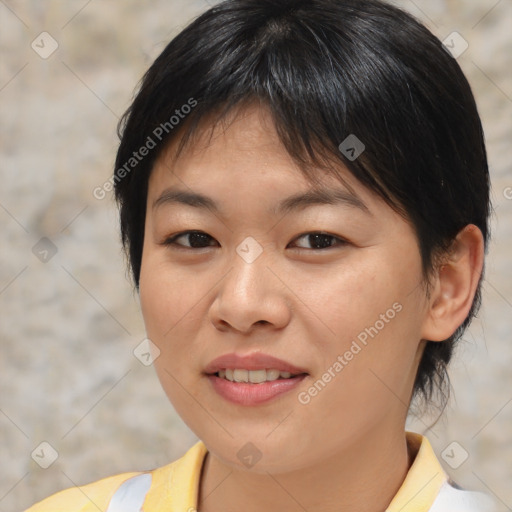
[200,433,318,475]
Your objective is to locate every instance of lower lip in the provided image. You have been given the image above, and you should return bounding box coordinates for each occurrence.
[207,374,307,406]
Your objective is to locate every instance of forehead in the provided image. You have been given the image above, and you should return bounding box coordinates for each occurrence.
[148,103,373,205]
[156,104,304,180]
[144,104,417,248]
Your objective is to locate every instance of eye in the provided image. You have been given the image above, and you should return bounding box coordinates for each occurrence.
[290,232,348,250]
[161,230,348,251]
[161,230,217,249]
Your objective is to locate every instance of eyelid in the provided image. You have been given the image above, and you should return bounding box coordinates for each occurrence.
[161,230,217,249]
[161,230,348,251]
[291,231,349,250]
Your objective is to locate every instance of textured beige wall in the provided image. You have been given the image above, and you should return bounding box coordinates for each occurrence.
[1,1,511,510]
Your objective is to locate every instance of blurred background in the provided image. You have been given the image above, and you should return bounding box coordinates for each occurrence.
[0,0,511,510]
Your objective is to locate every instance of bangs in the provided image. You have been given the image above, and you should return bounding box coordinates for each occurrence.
[115,0,488,287]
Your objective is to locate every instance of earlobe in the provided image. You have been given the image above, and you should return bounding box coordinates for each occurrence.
[421,225,485,342]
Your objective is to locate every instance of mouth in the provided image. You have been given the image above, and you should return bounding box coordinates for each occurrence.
[204,352,309,406]
[211,368,307,383]
[204,351,309,377]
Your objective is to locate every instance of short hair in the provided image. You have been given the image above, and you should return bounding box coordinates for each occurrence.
[114,0,491,414]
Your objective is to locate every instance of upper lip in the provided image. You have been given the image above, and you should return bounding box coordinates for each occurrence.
[204,352,308,375]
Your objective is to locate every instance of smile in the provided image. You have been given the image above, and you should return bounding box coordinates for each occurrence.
[207,372,308,406]
[216,368,300,383]
[204,352,309,405]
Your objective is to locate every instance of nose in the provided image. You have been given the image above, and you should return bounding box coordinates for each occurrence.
[208,246,291,334]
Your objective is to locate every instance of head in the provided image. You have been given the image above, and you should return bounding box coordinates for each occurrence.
[114,0,490,471]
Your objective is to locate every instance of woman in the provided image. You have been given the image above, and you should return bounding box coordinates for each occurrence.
[26,0,496,510]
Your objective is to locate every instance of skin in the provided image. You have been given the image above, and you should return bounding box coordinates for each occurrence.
[139,104,484,512]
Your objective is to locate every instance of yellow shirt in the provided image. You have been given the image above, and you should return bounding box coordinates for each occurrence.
[24,431,495,512]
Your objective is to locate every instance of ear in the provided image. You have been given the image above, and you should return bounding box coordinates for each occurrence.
[421,224,485,342]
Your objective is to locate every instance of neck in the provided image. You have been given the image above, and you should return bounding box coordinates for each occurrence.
[198,424,414,512]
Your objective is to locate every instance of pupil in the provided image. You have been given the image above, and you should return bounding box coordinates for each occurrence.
[310,234,332,249]
[189,232,210,248]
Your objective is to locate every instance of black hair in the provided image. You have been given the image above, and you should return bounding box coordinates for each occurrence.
[113,0,491,414]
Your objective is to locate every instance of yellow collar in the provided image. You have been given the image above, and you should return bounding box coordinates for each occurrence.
[146,431,447,511]
[386,431,447,511]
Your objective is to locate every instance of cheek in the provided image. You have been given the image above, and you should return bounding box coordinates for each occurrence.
[139,262,172,339]
[140,257,198,337]
[301,251,424,393]
[139,260,203,413]
[139,255,211,385]
[302,256,403,344]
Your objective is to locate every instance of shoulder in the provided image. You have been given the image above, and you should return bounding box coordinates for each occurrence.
[389,432,497,512]
[23,470,145,512]
[24,440,208,512]
[429,479,497,512]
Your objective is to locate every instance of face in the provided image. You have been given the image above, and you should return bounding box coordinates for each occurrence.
[139,104,431,474]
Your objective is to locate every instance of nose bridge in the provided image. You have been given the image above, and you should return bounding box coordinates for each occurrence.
[210,236,290,332]
[226,236,272,304]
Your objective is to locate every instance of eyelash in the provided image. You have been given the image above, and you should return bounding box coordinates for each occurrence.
[161,230,349,251]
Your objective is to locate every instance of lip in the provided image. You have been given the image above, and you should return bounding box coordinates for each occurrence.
[207,373,307,406]
[204,352,309,406]
[204,352,308,375]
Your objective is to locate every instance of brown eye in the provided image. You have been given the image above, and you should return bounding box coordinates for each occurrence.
[291,232,348,250]
[162,231,217,249]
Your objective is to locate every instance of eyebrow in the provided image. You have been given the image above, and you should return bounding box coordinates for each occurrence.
[152,186,371,216]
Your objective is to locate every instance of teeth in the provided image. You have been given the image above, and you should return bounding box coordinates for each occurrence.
[266,369,280,381]
[216,369,297,383]
[233,369,248,382]
[248,369,267,383]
